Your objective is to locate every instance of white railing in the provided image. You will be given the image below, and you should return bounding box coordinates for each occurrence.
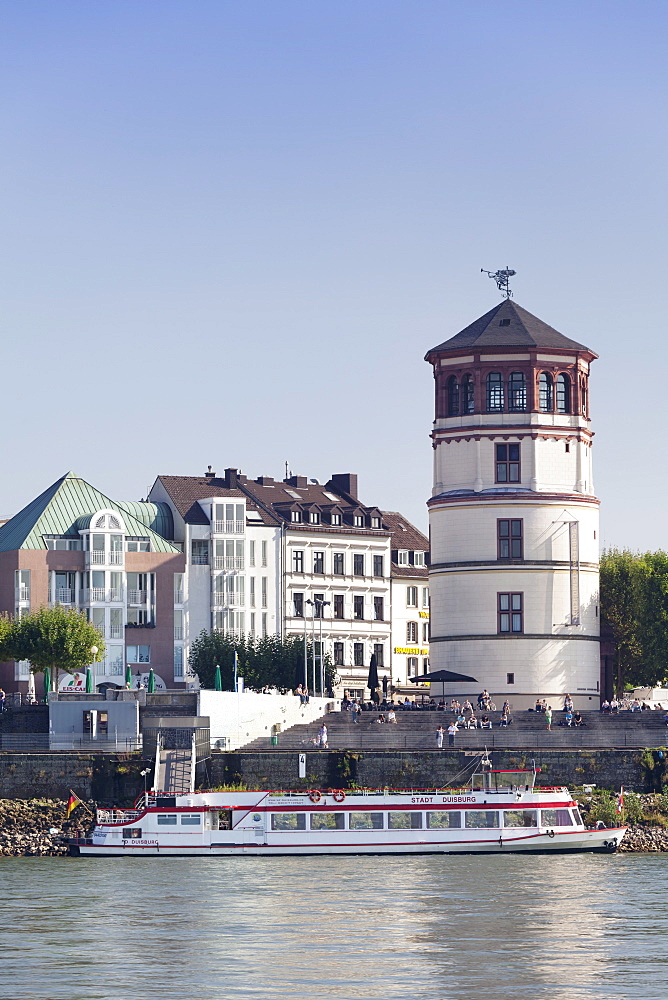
[214,556,244,570]
[191,554,209,565]
[86,588,106,602]
[89,550,106,564]
[174,590,184,604]
[174,626,183,640]
[109,550,123,564]
[213,520,245,534]
[109,625,124,639]
[15,587,30,602]
[109,589,122,602]
[127,590,147,605]
[55,588,74,604]
[213,592,241,607]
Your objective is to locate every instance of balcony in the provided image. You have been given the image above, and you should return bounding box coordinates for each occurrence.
[109,589,123,602]
[213,592,242,608]
[174,590,184,604]
[191,553,209,566]
[213,520,244,534]
[86,588,107,603]
[174,626,184,640]
[15,588,30,603]
[109,550,123,564]
[109,625,124,639]
[89,550,106,564]
[214,556,244,570]
[55,588,75,604]
[127,589,148,605]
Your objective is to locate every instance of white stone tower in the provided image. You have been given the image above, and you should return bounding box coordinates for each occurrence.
[425,300,600,710]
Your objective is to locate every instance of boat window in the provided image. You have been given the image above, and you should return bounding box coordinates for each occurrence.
[503,810,538,828]
[122,828,142,839]
[217,811,232,830]
[310,813,345,830]
[181,815,201,825]
[388,811,423,830]
[465,811,499,828]
[571,808,583,826]
[271,813,306,831]
[541,809,572,827]
[349,812,384,830]
[157,815,177,826]
[427,811,461,829]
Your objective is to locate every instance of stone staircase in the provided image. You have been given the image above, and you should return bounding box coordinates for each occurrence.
[239,707,668,751]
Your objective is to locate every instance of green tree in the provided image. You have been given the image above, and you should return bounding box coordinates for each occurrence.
[6,606,105,691]
[189,630,335,693]
[600,549,668,693]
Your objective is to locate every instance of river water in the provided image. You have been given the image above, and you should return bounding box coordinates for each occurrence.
[1,853,666,1000]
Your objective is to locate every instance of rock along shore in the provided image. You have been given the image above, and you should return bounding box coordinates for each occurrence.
[0,798,667,855]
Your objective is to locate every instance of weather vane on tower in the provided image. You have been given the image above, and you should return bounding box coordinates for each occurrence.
[481,266,516,299]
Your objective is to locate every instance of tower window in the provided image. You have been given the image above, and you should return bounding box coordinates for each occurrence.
[556,373,571,413]
[499,318,511,327]
[539,372,553,412]
[506,673,515,684]
[565,442,570,453]
[462,374,475,414]
[447,375,460,416]
[508,372,527,412]
[498,593,523,634]
[486,372,504,412]
[498,519,523,559]
[495,443,520,483]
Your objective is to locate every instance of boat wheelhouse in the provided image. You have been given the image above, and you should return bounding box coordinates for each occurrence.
[71,761,626,856]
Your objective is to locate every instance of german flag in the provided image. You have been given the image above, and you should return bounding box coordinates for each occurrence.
[66,792,81,818]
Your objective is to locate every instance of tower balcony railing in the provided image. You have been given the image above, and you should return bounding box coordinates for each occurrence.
[55,588,75,604]
[109,588,123,602]
[109,625,124,639]
[174,626,184,640]
[214,556,244,570]
[212,593,243,608]
[84,588,107,603]
[174,590,184,604]
[88,551,106,565]
[15,587,30,603]
[109,551,123,564]
[213,520,245,534]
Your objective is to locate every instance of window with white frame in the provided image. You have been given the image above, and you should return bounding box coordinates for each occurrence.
[261,541,267,567]
[406,621,418,643]
[250,577,256,607]
[291,510,302,523]
[331,513,341,526]
[126,538,150,552]
[261,577,267,608]
[354,515,364,527]
[406,586,418,607]
[249,541,256,566]
[293,550,304,573]
[398,550,409,565]
[191,540,209,565]
[261,612,267,636]
[14,569,30,604]
[174,573,184,604]
[174,645,184,678]
[407,657,418,677]
[109,608,123,639]
[353,643,364,666]
[107,646,124,675]
[422,587,429,608]
[126,645,150,663]
[174,609,184,640]
[414,551,425,567]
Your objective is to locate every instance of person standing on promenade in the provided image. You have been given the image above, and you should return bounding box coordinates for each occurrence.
[447,721,458,747]
[436,725,445,749]
[545,706,553,731]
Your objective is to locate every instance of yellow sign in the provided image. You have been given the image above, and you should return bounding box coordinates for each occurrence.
[419,611,430,619]
[394,647,429,655]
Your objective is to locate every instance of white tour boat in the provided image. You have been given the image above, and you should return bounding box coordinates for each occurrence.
[70,762,626,856]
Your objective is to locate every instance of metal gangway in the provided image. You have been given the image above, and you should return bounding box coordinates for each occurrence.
[153,732,196,795]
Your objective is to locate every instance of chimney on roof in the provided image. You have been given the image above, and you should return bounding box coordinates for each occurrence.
[224,468,238,488]
[256,476,275,485]
[329,473,358,499]
[205,466,216,478]
[285,475,308,488]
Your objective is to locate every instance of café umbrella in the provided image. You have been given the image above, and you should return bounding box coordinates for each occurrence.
[125,664,132,687]
[367,654,379,693]
[85,667,94,694]
[44,666,51,703]
[409,669,478,684]
[147,668,156,693]
[214,664,223,691]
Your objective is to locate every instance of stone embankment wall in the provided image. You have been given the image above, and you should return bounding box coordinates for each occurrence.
[0,753,147,803]
[210,749,646,792]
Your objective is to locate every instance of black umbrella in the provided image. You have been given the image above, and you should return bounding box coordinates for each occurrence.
[409,669,478,684]
[367,654,379,691]
[382,674,388,696]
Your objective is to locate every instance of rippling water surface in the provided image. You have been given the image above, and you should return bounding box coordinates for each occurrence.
[1,853,667,1000]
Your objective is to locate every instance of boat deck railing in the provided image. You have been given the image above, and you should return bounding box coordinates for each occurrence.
[97,808,141,824]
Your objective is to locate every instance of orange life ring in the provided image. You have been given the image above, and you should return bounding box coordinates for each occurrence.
[309,790,322,803]
[332,790,346,803]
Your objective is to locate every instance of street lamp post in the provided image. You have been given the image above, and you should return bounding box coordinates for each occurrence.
[306,600,315,696]
[315,599,330,697]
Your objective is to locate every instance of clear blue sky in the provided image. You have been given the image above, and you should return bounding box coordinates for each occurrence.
[1,1,666,548]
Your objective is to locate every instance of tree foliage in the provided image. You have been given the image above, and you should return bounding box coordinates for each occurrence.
[189,630,334,693]
[600,549,668,693]
[4,606,105,690]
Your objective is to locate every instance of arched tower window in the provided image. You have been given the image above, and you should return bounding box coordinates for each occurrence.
[447,376,460,416]
[462,374,475,414]
[556,373,571,413]
[580,376,588,417]
[486,372,504,412]
[539,372,553,412]
[508,372,527,412]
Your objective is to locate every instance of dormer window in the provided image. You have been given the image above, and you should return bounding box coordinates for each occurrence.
[291,510,302,523]
[331,513,341,526]
[371,516,381,529]
[353,515,364,527]
[309,512,320,525]
[398,550,409,565]
[414,551,425,567]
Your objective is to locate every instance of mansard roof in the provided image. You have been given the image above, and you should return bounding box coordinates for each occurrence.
[425,300,596,357]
